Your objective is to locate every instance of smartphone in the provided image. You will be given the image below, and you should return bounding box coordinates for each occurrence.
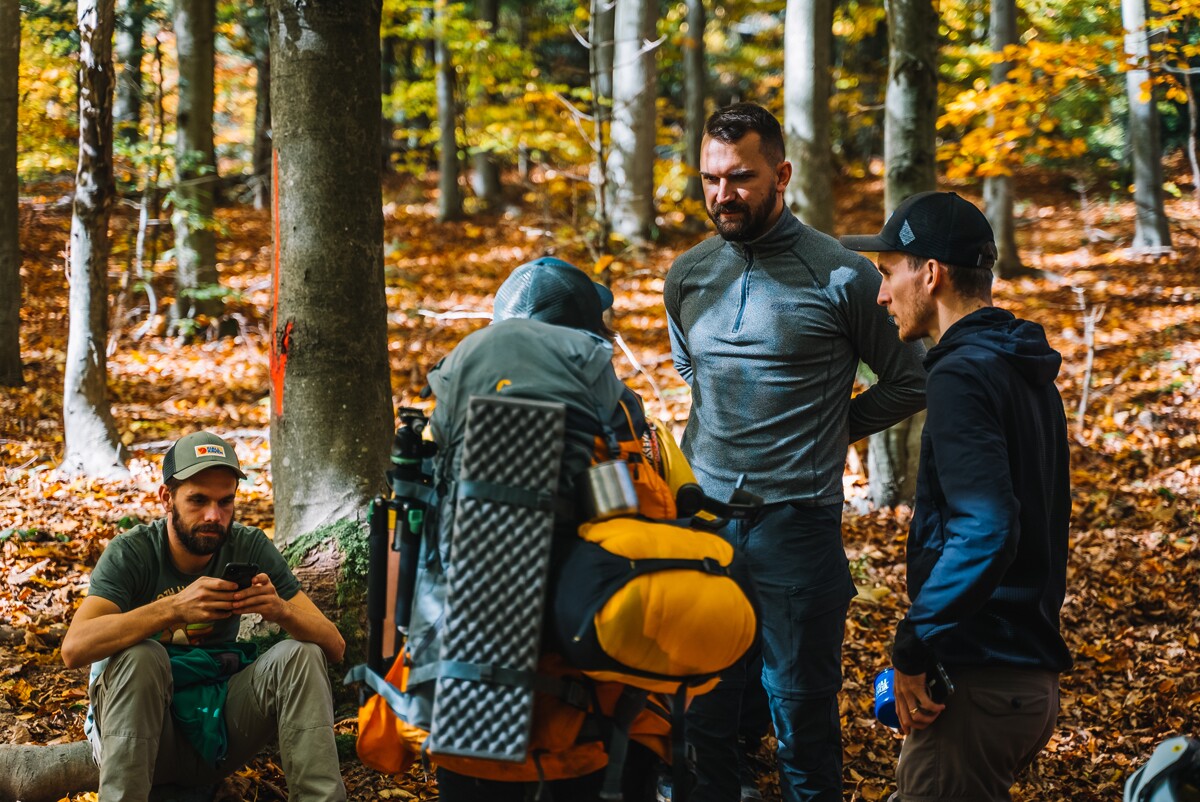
[926,662,956,703]
[221,561,259,590]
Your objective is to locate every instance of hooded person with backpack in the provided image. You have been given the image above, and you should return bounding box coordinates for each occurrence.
[426,256,684,802]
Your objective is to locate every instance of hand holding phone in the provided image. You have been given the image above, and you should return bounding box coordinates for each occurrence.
[221,562,259,590]
[926,662,956,703]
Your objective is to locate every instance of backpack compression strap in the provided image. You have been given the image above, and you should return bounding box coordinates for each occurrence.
[599,686,649,801]
[407,660,590,709]
[343,664,427,725]
[346,661,592,726]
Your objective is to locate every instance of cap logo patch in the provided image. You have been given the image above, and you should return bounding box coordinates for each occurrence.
[195,444,226,458]
[899,220,916,246]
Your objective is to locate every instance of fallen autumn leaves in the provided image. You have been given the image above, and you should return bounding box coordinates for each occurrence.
[2,172,1198,801]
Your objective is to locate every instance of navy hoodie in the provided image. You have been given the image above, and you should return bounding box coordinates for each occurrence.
[892,307,1073,675]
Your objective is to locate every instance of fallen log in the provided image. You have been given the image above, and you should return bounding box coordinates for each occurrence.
[0,743,217,801]
[0,741,97,802]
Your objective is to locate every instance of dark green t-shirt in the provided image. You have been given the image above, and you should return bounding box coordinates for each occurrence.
[86,519,301,647]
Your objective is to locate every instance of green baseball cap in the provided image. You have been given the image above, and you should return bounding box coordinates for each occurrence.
[162,431,247,483]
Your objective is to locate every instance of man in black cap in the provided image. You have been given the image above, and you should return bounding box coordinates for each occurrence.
[62,431,347,801]
[841,192,1072,802]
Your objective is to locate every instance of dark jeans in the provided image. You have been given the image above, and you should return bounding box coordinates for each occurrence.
[686,502,855,802]
[738,649,771,785]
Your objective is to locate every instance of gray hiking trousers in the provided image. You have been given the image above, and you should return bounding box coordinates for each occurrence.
[88,639,346,801]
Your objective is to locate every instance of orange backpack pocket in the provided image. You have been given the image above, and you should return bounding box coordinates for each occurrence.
[355,654,426,775]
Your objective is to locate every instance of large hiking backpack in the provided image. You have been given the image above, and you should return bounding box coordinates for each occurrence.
[347,318,759,797]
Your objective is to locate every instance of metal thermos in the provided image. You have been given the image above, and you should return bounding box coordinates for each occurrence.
[584,460,639,521]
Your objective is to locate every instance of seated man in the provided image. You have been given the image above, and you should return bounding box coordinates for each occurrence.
[61,431,347,801]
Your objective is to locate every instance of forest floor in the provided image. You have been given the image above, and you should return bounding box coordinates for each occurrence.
[1,166,1198,801]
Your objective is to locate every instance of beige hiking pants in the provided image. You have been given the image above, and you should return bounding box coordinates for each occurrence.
[892,665,1059,802]
[88,638,346,802]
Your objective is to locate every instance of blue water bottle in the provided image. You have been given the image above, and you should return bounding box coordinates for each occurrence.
[873,667,900,729]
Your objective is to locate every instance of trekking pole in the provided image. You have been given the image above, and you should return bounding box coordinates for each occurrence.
[366,496,390,675]
[390,408,435,635]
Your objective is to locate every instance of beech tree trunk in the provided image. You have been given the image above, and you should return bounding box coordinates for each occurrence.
[0,0,21,386]
[435,3,462,222]
[608,0,657,243]
[62,0,128,479]
[883,0,937,211]
[784,0,834,234]
[587,0,614,251]
[682,0,705,202]
[985,0,1024,277]
[172,0,221,322]
[868,0,938,508]
[268,0,393,546]
[470,0,502,211]
[593,0,615,103]
[114,0,148,145]
[1123,0,1173,253]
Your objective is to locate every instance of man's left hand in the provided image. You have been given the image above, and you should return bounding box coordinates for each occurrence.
[895,668,945,734]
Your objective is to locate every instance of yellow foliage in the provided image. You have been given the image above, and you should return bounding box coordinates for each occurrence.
[937,35,1118,178]
[18,16,77,176]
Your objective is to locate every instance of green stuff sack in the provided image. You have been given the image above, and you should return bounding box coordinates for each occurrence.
[552,517,758,694]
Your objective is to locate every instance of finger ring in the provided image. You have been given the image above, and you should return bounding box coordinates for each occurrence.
[910,707,921,715]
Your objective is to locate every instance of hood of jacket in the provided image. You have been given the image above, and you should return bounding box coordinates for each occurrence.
[926,307,1061,386]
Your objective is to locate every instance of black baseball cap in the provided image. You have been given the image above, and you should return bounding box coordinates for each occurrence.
[163,431,247,483]
[492,256,614,335]
[840,191,998,270]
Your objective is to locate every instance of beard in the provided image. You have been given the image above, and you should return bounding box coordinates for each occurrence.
[172,507,230,556]
[707,184,778,242]
[895,291,936,343]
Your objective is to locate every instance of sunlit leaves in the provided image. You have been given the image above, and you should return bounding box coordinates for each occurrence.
[938,38,1119,179]
[17,12,77,176]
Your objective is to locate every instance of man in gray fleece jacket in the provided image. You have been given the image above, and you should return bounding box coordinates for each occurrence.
[664,103,927,802]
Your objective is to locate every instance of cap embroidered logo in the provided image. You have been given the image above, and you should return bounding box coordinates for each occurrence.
[195,445,226,458]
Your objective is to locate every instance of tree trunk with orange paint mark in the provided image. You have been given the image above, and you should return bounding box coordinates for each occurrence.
[267,0,394,547]
[172,0,221,323]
